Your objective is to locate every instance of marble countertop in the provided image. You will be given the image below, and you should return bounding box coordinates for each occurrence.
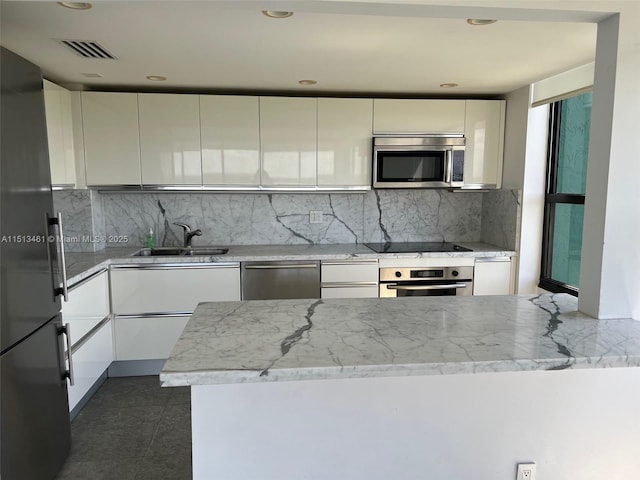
[160,293,640,387]
[65,242,515,286]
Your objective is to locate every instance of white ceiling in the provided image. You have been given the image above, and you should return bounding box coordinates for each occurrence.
[0,1,598,95]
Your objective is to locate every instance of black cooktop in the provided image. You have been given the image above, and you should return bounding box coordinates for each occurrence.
[364,242,473,253]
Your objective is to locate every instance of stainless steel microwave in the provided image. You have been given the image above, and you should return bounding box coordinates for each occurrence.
[372,135,465,188]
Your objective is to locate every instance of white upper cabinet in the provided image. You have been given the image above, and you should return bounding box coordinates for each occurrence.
[260,97,317,187]
[373,99,466,134]
[463,100,506,189]
[317,98,373,188]
[43,80,76,187]
[138,93,202,185]
[200,95,260,187]
[82,92,141,186]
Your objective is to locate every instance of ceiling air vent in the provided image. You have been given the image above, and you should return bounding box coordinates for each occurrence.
[59,40,116,59]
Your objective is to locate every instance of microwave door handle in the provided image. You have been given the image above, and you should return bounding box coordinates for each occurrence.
[387,283,468,291]
[444,150,453,184]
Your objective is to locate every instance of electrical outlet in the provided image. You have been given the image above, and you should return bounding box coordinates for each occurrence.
[309,211,323,224]
[516,463,536,480]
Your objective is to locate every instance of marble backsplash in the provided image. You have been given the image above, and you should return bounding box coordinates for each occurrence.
[481,189,521,251]
[53,189,519,251]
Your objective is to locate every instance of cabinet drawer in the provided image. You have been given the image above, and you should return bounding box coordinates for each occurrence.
[110,264,240,314]
[64,270,109,318]
[63,271,110,346]
[321,261,378,283]
[67,319,113,411]
[113,315,189,361]
[321,285,379,299]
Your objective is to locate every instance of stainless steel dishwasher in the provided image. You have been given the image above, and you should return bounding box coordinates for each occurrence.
[241,261,320,300]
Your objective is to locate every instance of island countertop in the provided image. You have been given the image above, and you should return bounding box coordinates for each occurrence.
[160,293,640,387]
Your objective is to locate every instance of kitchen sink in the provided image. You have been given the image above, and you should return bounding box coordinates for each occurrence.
[133,246,229,257]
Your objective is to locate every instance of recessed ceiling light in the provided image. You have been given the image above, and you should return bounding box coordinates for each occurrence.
[262,10,294,18]
[466,19,497,26]
[57,2,92,10]
[440,83,459,88]
[81,72,103,78]
[146,75,167,81]
[298,79,318,86]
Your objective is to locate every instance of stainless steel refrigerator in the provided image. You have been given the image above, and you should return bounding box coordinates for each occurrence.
[1,47,72,480]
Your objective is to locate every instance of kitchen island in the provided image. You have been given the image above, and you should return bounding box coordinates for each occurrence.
[161,294,640,479]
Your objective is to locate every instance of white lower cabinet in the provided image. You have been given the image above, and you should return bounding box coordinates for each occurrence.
[110,264,241,315]
[473,257,513,295]
[321,260,379,299]
[110,263,241,363]
[114,315,190,361]
[67,319,113,412]
[62,270,112,413]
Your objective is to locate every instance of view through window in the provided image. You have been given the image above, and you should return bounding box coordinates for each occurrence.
[540,91,592,296]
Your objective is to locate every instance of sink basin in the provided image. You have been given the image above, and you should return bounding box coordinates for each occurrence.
[133,247,229,257]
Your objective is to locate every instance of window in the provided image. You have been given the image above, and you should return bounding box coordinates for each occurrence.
[540,92,592,296]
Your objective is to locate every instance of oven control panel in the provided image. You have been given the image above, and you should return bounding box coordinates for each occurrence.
[380,266,473,282]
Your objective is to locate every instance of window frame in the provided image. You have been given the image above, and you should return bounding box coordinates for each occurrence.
[539,97,587,297]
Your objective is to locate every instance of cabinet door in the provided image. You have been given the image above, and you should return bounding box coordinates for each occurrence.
[260,97,317,187]
[111,265,241,314]
[473,258,512,295]
[200,95,260,187]
[82,92,141,186]
[114,315,189,361]
[44,80,76,187]
[138,93,202,185]
[67,319,113,411]
[373,99,465,134]
[317,98,373,188]
[463,100,505,189]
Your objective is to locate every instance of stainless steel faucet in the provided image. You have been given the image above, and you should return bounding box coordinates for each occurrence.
[173,222,202,247]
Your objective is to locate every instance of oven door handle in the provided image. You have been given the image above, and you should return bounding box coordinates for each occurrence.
[387,283,468,291]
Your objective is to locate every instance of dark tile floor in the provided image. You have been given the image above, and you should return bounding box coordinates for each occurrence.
[55,376,192,480]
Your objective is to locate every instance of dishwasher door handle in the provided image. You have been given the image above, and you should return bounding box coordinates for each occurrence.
[243,264,319,269]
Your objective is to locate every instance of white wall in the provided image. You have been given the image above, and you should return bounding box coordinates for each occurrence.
[501,86,548,294]
[579,9,640,319]
[192,368,640,480]
[517,104,548,294]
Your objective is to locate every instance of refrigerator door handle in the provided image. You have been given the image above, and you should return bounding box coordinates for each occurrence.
[60,323,75,386]
[48,212,69,301]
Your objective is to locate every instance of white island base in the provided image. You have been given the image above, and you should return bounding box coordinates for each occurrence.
[160,295,640,479]
[191,368,640,480]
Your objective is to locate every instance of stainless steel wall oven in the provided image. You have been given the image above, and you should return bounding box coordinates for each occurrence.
[379,266,473,297]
